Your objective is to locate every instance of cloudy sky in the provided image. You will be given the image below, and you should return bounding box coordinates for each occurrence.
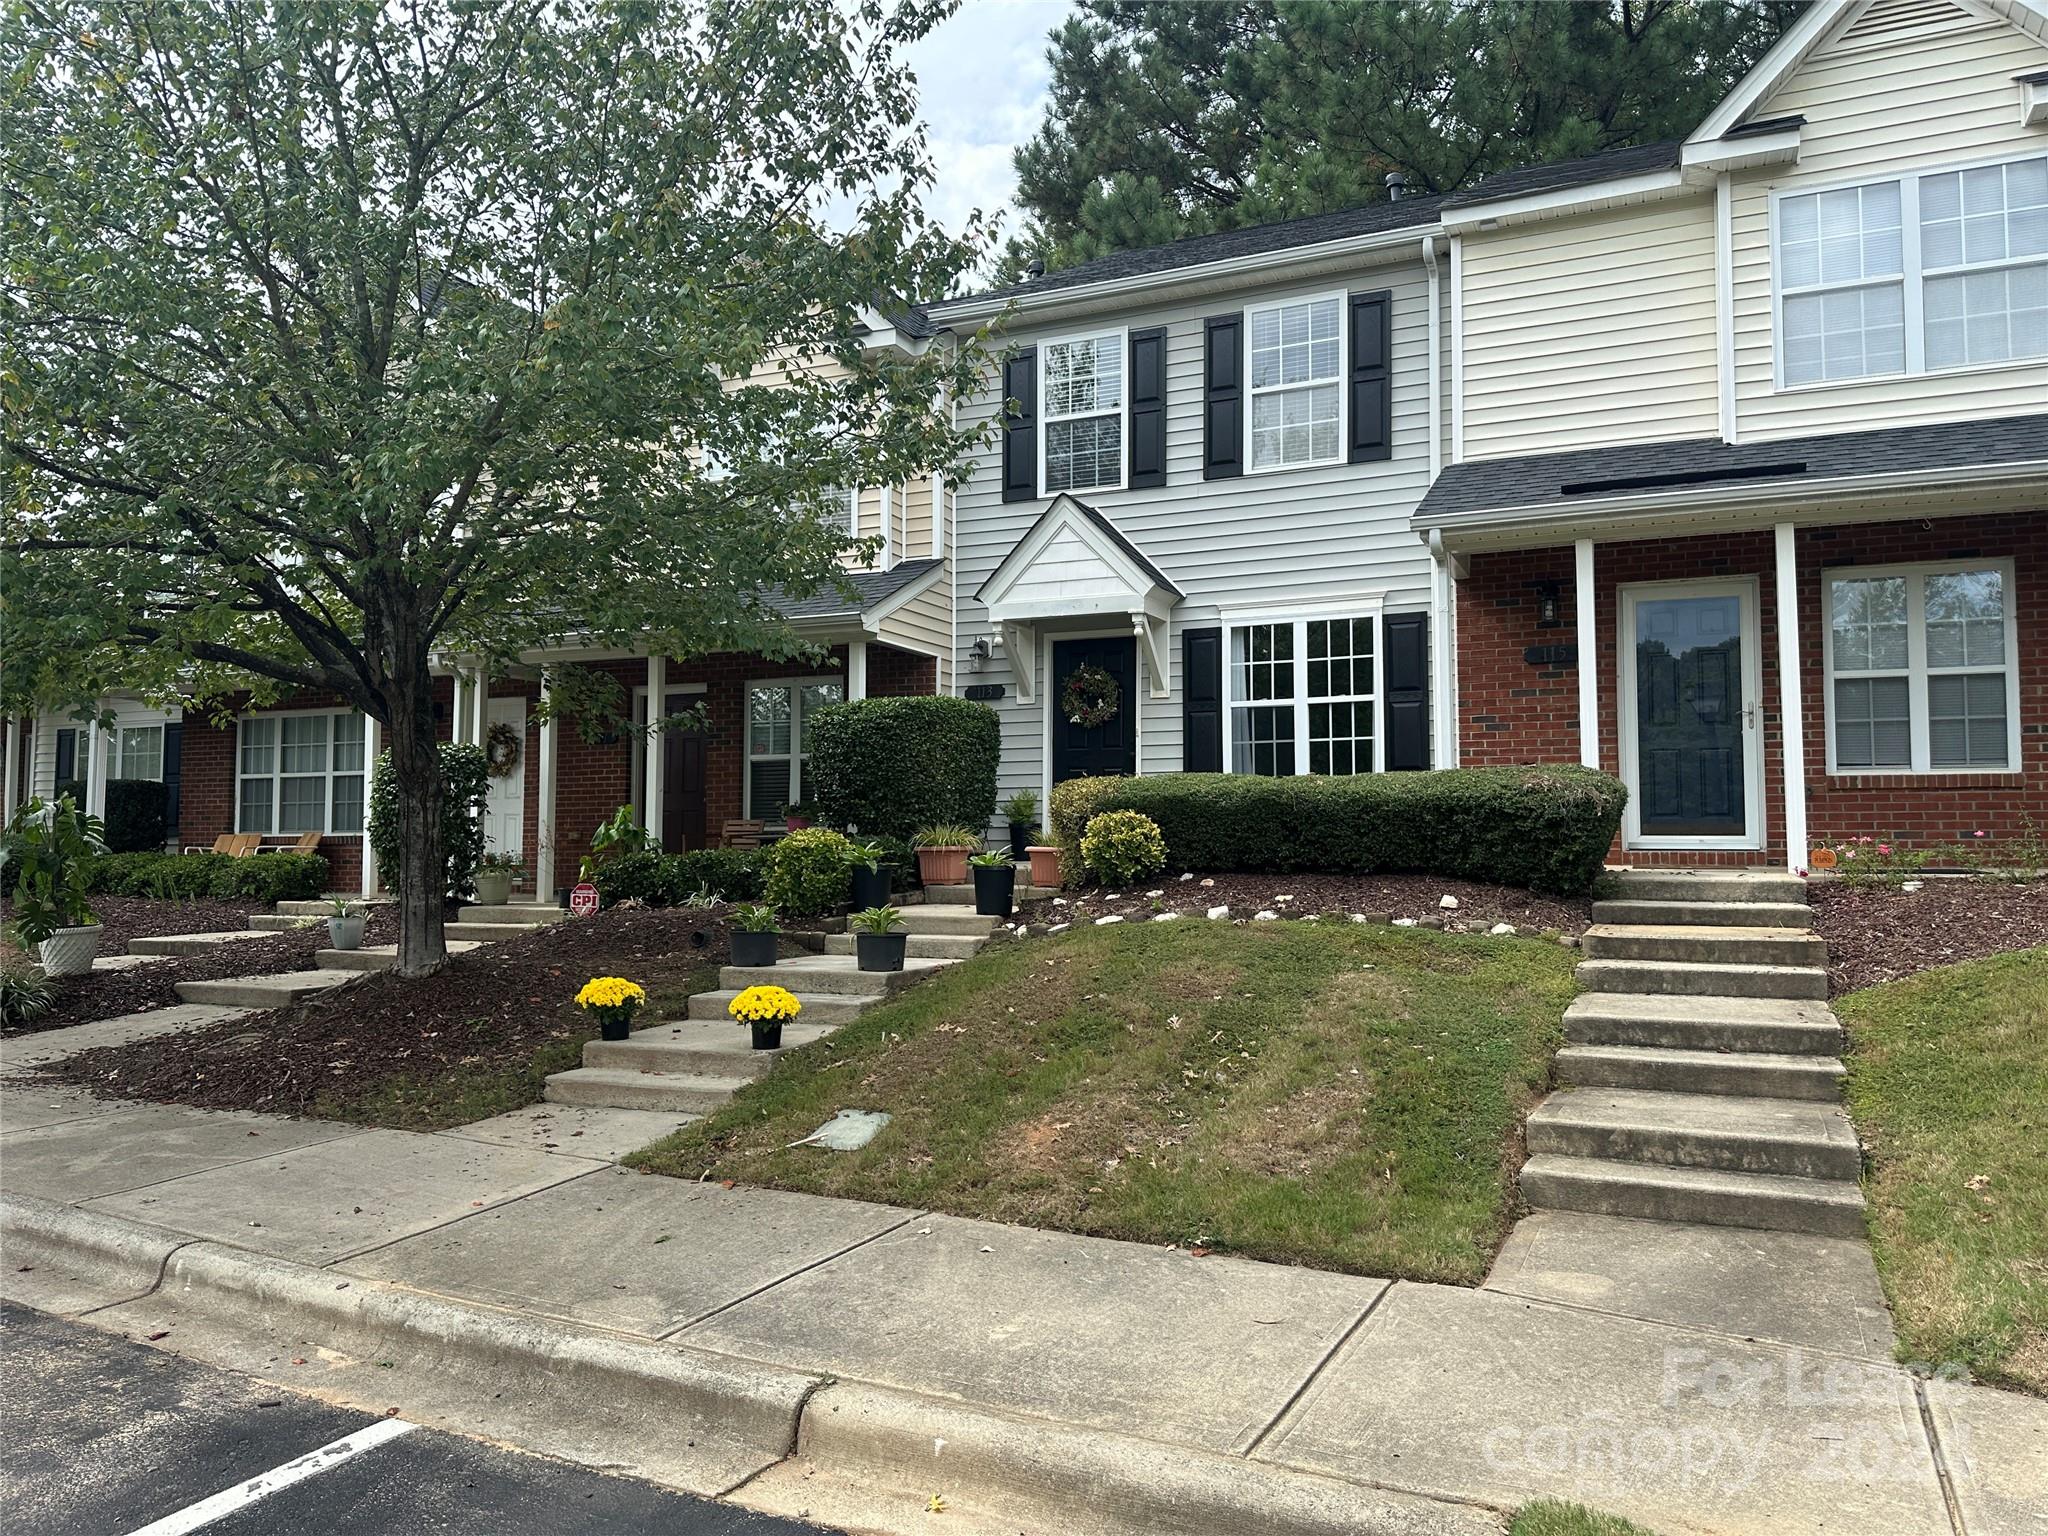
[902,0,1076,246]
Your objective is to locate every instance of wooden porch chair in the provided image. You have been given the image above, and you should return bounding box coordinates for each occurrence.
[721,819,766,849]
[183,833,239,856]
[227,833,262,857]
[281,830,323,855]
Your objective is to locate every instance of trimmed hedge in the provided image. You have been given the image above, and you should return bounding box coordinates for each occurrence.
[82,850,331,902]
[589,847,764,908]
[805,696,1000,841]
[104,779,170,853]
[1049,767,1626,895]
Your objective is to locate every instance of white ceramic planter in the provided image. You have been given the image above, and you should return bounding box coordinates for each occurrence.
[327,915,366,951]
[475,870,514,907]
[37,924,102,977]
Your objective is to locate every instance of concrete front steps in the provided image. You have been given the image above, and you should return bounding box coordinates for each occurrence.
[927,881,1054,905]
[174,969,360,1008]
[448,904,566,944]
[315,941,485,972]
[129,930,276,957]
[1524,869,1864,1238]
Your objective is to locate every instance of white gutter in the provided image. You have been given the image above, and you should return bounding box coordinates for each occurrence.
[1437,168,1693,235]
[925,221,1442,326]
[1421,234,1444,480]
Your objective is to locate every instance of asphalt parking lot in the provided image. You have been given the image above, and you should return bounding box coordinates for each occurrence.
[0,1303,835,1535]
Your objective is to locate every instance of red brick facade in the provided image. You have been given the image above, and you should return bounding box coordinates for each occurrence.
[1456,509,2046,866]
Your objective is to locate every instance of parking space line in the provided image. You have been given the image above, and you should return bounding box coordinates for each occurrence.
[121,1418,418,1536]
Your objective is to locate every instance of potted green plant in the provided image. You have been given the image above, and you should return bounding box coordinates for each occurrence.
[729,903,781,967]
[475,850,523,907]
[911,824,979,887]
[2,795,105,977]
[1026,844,1062,889]
[727,982,802,1051]
[1001,791,1039,862]
[967,849,1016,918]
[327,897,366,951]
[844,839,893,912]
[849,905,908,972]
[575,975,647,1042]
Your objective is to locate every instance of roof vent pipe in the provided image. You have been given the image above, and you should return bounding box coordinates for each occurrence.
[1385,171,1407,201]
[1025,256,1046,277]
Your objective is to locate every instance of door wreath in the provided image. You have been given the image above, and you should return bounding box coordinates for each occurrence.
[1061,663,1121,729]
[484,719,523,778]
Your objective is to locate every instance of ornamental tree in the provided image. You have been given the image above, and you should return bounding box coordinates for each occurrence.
[1,0,991,975]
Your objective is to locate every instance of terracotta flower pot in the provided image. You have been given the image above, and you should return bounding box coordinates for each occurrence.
[1026,846,1062,888]
[915,846,970,886]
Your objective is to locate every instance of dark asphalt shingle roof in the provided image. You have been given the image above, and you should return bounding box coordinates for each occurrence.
[932,196,1447,314]
[1441,140,1684,209]
[764,557,943,620]
[1416,414,2048,524]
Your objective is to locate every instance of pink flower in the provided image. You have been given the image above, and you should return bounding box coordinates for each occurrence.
[1974,830,1987,838]
[1878,844,1892,855]
[1844,849,1857,860]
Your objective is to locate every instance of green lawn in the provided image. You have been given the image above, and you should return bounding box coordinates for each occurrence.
[1839,946,2048,1394]
[1511,1501,1660,1536]
[629,921,1576,1283]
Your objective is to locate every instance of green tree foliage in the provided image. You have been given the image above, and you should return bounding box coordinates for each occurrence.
[1004,0,1804,274]
[1,0,991,976]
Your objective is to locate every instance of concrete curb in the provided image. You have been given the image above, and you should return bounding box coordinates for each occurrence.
[0,1192,192,1315]
[771,1380,1508,1536]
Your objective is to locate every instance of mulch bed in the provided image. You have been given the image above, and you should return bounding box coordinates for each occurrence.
[1018,872,1593,937]
[1,898,405,1037]
[1812,877,2048,996]
[39,904,744,1119]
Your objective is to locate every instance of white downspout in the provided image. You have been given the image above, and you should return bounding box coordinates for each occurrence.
[1575,540,1600,770]
[2,716,19,824]
[643,654,666,844]
[1421,234,1444,481]
[1775,522,1808,874]
[536,666,558,900]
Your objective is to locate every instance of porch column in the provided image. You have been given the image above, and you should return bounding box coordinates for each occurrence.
[1774,522,1808,874]
[643,654,666,842]
[1574,539,1600,769]
[2,716,19,824]
[848,639,868,701]
[84,707,109,819]
[536,666,558,899]
[450,671,470,746]
[469,667,489,746]
[360,713,381,897]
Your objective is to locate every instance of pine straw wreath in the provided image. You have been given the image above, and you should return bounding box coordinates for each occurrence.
[1061,663,1120,729]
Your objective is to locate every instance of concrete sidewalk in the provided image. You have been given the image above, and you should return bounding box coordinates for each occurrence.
[2,1084,2042,1536]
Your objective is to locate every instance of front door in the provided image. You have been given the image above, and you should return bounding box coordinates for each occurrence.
[1619,581,1761,847]
[483,696,527,857]
[1050,636,1137,783]
[660,689,707,853]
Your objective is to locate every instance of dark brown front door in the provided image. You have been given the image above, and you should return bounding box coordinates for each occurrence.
[661,689,707,852]
[1050,636,1138,783]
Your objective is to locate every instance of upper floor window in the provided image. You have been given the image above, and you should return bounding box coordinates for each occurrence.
[1248,294,1343,471]
[1775,154,2047,387]
[1823,562,2018,774]
[1040,331,1124,494]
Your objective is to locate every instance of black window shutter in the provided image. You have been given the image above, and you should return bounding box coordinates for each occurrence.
[1382,612,1430,770]
[1128,326,1167,488]
[1182,627,1223,771]
[54,728,76,785]
[1000,346,1037,503]
[162,723,183,836]
[1202,315,1243,481]
[1347,291,1392,464]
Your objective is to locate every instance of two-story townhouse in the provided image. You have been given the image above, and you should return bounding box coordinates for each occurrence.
[1419,0,2048,872]
[920,198,1457,830]
[2,307,956,898]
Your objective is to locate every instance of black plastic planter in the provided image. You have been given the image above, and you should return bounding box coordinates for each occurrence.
[850,865,892,912]
[1007,822,1030,861]
[750,1020,784,1051]
[855,931,907,972]
[730,930,778,967]
[600,1013,632,1042]
[972,862,1015,918]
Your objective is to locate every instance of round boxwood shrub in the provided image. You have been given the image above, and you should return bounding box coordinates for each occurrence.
[368,742,490,900]
[763,826,854,918]
[805,696,999,841]
[1080,810,1167,887]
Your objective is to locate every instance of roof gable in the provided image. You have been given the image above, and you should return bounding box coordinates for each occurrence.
[973,494,1181,619]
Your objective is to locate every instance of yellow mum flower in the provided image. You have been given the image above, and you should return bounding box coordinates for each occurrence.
[576,976,646,1011]
[727,984,801,1024]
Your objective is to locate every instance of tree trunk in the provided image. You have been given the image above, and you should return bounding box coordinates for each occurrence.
[387,668,448,978]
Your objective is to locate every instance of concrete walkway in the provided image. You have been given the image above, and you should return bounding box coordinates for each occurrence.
[4,1086,2042,1536]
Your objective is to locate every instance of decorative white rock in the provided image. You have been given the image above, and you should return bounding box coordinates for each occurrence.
[1489,922,1517,936]
[1350,913,1369,924]
[1179,872,1194,882]
[1047,923,1070,934]
[1206,905,1231,920]
[1439,895,1459,910]
[1253,910,1280,921]
[1145,889,1164,898]
[1095,914,1124,926]
[1152,912,1180,922]
[1392,917,1419,927]
[1199,878,1215,887]
[1902,880,1924,892]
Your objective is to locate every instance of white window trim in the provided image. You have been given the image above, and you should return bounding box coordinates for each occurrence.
[110,722,165,782]
[741,675,844,819]
[1769,148,2048,393]
[1820,557,2021,777]
[1219,599,1387,778]
[235,708,367,837]
[1242,288,1350,476]
[1037,326,1129,498]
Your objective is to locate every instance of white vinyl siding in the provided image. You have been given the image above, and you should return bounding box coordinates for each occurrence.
[1039,331,1126,495]
[1731,12,2048,439]
[237,711,365,835]
[1459,198,1721,459]
[1822,560,2019,774]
